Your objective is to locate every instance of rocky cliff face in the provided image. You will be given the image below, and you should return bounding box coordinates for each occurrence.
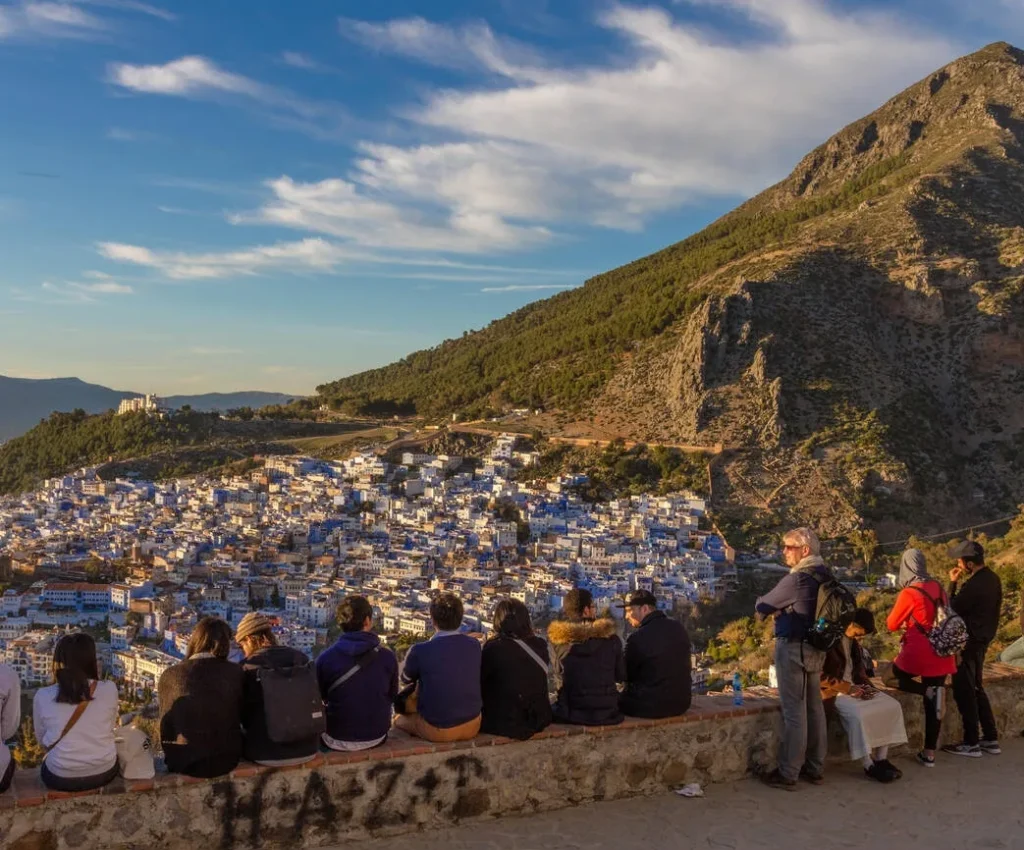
[325,43,1024,541]
[594,43,1024,540]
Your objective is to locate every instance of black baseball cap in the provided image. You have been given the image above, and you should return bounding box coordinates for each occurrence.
[948,540,984,560]
[617,589,657,608]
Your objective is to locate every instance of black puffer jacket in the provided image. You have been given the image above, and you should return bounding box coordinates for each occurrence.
[620,611,692,718]
[548,618,624,726]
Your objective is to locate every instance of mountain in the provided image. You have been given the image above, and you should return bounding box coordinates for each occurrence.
[0,376,300,442]
[0,377,132,443]
[319,43,1024,544]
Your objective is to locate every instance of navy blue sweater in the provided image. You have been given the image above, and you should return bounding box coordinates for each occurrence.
[401,632,482,729]
[316,631,398,744]
[755,565,829,639]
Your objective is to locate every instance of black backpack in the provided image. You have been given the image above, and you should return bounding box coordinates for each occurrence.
[804,570,857,651]
[256,661,326,744]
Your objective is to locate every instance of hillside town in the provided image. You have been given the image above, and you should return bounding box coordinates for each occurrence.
[0,434,726,697]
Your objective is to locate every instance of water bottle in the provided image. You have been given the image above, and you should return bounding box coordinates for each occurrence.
[732,672,743,706]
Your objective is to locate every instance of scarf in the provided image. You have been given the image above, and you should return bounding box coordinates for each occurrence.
[898,548,931,588]
[792,554,825,572]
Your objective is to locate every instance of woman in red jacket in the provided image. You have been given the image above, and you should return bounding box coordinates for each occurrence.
[886,549,957,767]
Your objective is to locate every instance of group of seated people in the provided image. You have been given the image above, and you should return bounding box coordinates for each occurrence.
[1,560,986,795]
[0,586,693,792]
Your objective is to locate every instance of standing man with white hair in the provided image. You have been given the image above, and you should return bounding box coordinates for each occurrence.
[755,527,832,790]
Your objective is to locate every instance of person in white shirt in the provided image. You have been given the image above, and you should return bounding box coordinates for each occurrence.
[0,662,20,792]
[33,633,119,792]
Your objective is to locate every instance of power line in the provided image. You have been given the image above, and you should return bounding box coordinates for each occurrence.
[821,513,1019,554]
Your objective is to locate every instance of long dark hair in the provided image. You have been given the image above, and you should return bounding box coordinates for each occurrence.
[493,598,534,640]
[186,617,233,659]
[53,633,99,704]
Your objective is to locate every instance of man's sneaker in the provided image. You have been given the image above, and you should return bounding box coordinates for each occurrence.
[942,743,983,758]
[798,766,825,785]
[979,740,1002,755]
[761,769,798,791]
[916,751,935,768]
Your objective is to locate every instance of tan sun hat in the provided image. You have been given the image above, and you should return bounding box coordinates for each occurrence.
[235,612,275,642]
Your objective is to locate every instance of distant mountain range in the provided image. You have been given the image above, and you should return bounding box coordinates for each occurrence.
[0,376,301,442]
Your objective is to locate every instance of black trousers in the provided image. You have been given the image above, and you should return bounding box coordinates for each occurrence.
[0,756,14,793]
[953,641,998,746]
[892,663,946,751]
[40,760,118,792]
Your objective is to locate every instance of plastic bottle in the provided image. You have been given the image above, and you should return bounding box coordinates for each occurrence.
[732,672,743,706]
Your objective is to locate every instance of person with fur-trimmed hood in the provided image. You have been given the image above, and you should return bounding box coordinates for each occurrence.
[548,587,625,726]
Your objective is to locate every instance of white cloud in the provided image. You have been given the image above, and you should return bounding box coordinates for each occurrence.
[17,278,133,304]
[96,1,966,280]
[97,237,354,280]
[0,1,105,39]
[340,16,546,81]
[108,55,349,138]
[82,0,175,21]
[109,55,261,96]
[232,173,551,254]
[279,51,334,73]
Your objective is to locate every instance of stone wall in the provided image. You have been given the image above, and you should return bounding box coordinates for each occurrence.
[3,665,1023,850]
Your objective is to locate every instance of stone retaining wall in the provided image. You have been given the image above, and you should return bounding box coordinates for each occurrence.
[3,665,1023,850]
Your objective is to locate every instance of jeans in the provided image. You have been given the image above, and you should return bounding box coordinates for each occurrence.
[953,641,998,746]
[892,663,946,751]
[0,756,14,793]
[774,640,826,781]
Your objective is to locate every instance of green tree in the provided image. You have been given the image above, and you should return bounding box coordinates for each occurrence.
[13,718,45,768]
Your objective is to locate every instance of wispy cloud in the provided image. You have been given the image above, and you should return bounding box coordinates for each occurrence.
[278,51,336,73]
[108,55,351,138]
[0,1,106,40]
[480,284,575,293]
[339,16,546,81]
[14,278,133,305]
[82,0,175,22]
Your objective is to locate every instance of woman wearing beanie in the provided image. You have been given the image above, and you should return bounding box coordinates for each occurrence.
[158,617,245,778]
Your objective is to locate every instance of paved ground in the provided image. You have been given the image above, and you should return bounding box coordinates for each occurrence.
[349,739,1024,850]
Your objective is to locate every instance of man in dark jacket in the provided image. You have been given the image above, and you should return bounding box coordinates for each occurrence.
[618,590,691,718]
[754,527,831,790]
[316,595,398,751]
[236,612,321,766]
[549,587,625,726]
[943,541,1003,758]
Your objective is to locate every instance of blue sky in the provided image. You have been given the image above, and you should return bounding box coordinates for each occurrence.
[0,0,1019,395]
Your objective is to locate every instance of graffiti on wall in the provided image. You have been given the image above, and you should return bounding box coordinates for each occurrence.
[210,756,491,848]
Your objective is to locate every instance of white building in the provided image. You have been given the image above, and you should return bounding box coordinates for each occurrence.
[118,394,161,416]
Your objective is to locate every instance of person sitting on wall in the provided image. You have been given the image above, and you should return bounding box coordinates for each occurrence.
[549,587,625,726]
[480,598,553,740]
[317,595,398,752]
[821,609,908,782]
[0,660,19,793]
[394,593,482,743]
[158,616,245,778]
[34,633,120,792]
[618,589,692,719]
[236,612,321,767]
